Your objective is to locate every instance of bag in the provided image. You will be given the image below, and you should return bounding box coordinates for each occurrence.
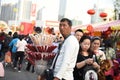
[4,51,12,63]
[44,69,54,80]
[3,36,12,49]
[0,62,4,77]
[83,65,98,80]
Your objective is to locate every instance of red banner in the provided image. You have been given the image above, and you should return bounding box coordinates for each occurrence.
[19,22,34,35]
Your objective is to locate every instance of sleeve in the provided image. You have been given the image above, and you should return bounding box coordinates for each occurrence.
[101,51,106,60]
[95,55,99,64]
[111,49,116,59]
[55,37,79,79]
[16,41,19,48]
[9,40,13,48]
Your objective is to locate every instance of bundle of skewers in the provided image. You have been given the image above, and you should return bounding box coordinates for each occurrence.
[25,34,57,65]
[29,34,54,46]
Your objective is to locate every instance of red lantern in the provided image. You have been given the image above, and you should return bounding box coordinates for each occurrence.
[87,9,95,15]
[87,24,94,32]
[99,12,107,18]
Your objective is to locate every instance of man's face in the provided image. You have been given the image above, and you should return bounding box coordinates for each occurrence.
[75,31,83,41]
[59,21,71,37]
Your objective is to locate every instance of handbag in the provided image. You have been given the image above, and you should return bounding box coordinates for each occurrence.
[44,68,54,80]
[44,52,59,80]
[0,62,4,77]
[81,55,98,80]
[83,65,98,80]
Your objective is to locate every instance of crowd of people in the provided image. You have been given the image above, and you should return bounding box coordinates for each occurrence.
[0,18,120,80]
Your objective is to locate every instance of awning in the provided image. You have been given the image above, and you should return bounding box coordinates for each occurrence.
[94,20,120,31]
[111,25,120,30]
[72,20,120,32]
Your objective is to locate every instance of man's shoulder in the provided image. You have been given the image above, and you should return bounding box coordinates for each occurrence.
[69,35,77,40]
[69,35,79,42]
[66,35,79,46]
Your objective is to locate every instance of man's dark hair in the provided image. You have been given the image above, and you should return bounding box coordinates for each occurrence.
[60,18,72,27]
[13,32,18,39]
[75,29,83,33]
[8,31,12,36]
[19,35,25,41]
[34,26,42,33]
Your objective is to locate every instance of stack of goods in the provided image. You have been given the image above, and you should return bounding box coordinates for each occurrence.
[29,34,54,46]
[25,34,57,65]
[25,34,57,75]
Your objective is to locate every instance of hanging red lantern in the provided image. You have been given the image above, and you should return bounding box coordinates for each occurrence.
[87,24,94,32]
[87,9,95,15]
[99,12,107,18]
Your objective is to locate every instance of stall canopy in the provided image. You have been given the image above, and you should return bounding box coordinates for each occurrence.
[72,20,120,32]
[94,20,120,31]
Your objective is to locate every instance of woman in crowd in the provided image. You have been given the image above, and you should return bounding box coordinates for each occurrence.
[73,35,100,80]
[91,37,106,63]
[13,35,27,72]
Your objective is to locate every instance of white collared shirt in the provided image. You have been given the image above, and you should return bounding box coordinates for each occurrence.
[54,35,79,80]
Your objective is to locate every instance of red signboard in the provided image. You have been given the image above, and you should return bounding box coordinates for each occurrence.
[19,22,34,35]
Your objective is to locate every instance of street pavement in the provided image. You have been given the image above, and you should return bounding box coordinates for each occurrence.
[0,61,37,80]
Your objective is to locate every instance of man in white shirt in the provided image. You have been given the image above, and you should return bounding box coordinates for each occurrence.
[53,18,79,80]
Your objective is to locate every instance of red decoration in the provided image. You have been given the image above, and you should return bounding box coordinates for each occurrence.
[87,9,95,15]
[87,24,94,32]
[100,12,107,18]
[45,27,53,34]
[105,27,112,35]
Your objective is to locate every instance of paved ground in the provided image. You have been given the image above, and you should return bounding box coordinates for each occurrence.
[0,61,37,80]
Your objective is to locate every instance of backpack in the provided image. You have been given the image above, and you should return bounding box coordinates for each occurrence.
[83,65,98,80]
[3,36,12,48]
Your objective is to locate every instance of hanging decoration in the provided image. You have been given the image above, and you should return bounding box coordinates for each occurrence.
[87,24,94,32]
[99,12,107,18]
[87,9,95,15]
[86,24,94,36]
